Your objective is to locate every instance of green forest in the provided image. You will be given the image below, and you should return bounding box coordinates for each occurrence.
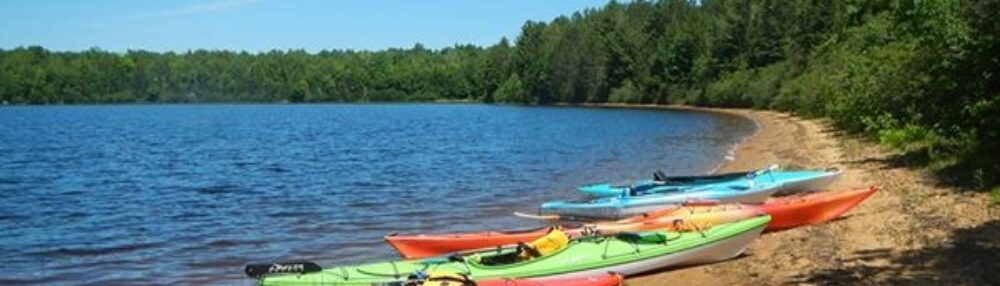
[1,0,997,189]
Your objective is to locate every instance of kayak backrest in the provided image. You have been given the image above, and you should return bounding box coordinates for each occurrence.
[653,170,668,182]
[615,231,668,244]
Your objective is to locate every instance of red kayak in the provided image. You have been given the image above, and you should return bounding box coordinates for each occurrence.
[760,185,879,231]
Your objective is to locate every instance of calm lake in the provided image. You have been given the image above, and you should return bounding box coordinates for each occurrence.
[0,104,756,285]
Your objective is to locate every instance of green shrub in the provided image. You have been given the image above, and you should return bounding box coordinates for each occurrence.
[744,62,791,109]
[609,80,641,104]
[878,124,941,153]
[990,187,1000,206]
[493,74,527,103]
[702,70,753,107]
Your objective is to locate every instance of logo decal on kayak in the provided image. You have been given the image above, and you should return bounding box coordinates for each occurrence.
[245,261,322,278]
[269,263,306,273]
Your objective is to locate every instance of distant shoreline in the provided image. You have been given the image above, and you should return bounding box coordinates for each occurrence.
[0,100,478,106]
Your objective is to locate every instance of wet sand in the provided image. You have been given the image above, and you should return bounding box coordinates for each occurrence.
[584,106,999,285]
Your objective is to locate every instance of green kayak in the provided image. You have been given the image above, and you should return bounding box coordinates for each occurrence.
[254,215,770,285]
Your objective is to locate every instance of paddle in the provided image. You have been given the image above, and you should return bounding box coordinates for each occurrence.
[513,211,561,220]
[513,200,701,222]
[512,211,625,223]
[747,164,780,188]
[245,261,322,278]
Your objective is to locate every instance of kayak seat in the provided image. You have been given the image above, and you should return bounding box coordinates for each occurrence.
[474,229,569,266]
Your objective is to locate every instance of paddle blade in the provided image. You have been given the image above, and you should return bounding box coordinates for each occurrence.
[245,261,322,278]
[514,211,561,220]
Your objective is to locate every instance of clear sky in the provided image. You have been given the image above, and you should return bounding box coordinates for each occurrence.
[0,0,609,52]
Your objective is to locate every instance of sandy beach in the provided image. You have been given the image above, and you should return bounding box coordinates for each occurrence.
[604,107,1000,285]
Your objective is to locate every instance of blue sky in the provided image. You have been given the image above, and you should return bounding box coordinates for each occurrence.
[0,0,609,52]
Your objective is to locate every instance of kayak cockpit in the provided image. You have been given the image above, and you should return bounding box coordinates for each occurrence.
[472,228,569,267]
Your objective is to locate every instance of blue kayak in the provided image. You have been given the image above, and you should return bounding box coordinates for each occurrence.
[577,166,841,198]
[542,180,788,219]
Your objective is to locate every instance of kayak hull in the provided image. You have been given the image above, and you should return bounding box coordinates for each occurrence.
[478,272,623,286]
[772,169,843,196]
[535,220,764,279]
[762,186,879,231]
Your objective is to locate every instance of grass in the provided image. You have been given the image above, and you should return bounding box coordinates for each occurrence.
[990,187,1000,206]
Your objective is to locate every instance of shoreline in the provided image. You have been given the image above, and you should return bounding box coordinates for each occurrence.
[616,107,998,285]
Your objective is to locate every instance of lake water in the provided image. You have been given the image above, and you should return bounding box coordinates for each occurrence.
[0,104,756,285]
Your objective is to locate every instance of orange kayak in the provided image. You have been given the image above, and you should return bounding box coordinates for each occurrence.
[384,204,762,259]
[477,272,623,286]
[760,185,879,231]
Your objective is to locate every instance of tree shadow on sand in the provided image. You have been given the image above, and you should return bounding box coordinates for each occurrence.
[789,220,1000,285]
[837,131,997,191]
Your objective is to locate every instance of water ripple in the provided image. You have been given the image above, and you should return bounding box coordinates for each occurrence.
[27,241,168,258]
[0,104,755,285]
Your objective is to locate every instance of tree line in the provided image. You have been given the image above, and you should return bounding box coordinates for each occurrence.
[1,0,997,188]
